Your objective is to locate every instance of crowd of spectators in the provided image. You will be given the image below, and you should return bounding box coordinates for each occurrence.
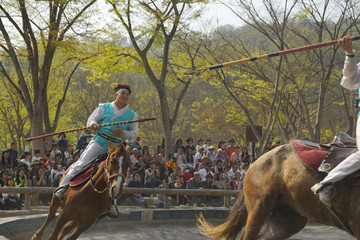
[121,137,255,208]
[0,132,278,209]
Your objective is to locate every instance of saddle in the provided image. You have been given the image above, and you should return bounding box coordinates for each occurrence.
[64,153,108,187]
[291,132,357,175]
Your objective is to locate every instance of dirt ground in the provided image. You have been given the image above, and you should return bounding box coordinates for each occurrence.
[8,219,355,240]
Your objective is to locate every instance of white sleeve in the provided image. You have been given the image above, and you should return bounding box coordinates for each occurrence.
[123,112,139,143]
[86,104,104,127]
[340,54,360,90]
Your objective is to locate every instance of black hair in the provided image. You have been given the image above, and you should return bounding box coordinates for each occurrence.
[114,83,132,94]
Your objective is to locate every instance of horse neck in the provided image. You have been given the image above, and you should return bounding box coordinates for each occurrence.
[91,161,109,188]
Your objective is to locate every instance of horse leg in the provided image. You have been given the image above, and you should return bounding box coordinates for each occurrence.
[240,196,276,240]
[32,196,61,240]
[65,222,93,240]
[258,203,308,240]
[48,211,69,240]
[58,221,77,240]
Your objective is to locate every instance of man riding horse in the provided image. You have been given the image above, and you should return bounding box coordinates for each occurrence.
[312,36,360,207]
[54,83,138,216]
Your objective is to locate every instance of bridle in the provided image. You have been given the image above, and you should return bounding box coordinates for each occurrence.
[89,152,126,194]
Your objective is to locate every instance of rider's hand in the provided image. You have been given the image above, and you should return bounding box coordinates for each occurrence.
[338,35,353,52]
[113,128,124,136]
[90,124,99,131]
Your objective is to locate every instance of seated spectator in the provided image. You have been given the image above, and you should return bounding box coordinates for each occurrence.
[166,154,177,175]
[181,165,192,185]
[174,147,186,170]
[196,139,204,152]
[198,162,214,182]
[134,155,147,183]
[50,143,61,160]
[14,168,27,187]
[230,147,242,164]
[193,147,205,169]
[169,166,181,188]
[174,139,185,153]
[30,160,43,180]
[233,172,243,190]
[206,146,216,163]
[0,170,9,187]
[174,175,187,206]
[52,172,63,188]
[227,163,241,183]
[142,146,151,162]
[20,152,32,168]
[1,176,22,210]
[144,161,161,188]
[32,167,51,205]
[241,147,251,166]
[31,149,42,163]
[50,164,65,187]
[154,154,168,184]
[118,173,145,206]
[64,145,74,166]
[226,138,236,162]
[41,149,51,169]
[54,153,64,168]
[155,184,167,208]
[215,148,227,166]
[186,171,202,206]
[213,172,225,206]
[130,148,139,168]
[213,159,224,174]
[203,139,212,154]
[200,174,214,206]
[1,151,12,170]
[184,137,196,166]
[197,156,209,171]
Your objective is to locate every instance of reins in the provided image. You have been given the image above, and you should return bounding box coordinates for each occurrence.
[89,153,125,194]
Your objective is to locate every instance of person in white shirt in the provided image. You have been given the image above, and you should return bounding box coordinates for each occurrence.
[193,147,205,169]
[227,163,241,182]
[54,83,138,209]
[312,36,360,207]
[198,162,214,181]
[20,152,32,167]
[206,146,216,163]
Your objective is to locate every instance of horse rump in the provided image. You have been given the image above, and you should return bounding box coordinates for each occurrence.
[197,191,247,240]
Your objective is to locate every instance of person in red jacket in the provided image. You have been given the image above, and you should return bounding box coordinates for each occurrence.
[181,165,192,185]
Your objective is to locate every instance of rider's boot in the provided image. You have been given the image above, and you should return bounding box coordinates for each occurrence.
[53,186,68,200]
[311,183,333,208]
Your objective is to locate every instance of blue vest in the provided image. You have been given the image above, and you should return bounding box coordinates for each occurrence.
[92,103,135,150]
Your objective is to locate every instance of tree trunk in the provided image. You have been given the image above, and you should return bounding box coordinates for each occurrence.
[158,88,174,158]
[30,110,44,153]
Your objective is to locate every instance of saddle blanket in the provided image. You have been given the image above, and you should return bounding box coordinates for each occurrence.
[64,161,102,187]
[290,139,328,172]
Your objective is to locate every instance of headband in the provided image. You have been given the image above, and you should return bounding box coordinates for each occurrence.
[116,88,130,94]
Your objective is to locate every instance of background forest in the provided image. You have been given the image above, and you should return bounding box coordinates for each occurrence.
[1,0,360,157]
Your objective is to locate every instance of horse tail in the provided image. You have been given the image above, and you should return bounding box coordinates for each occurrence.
[197,191,247,240]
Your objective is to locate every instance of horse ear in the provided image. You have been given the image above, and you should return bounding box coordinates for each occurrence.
[108,141,114,152]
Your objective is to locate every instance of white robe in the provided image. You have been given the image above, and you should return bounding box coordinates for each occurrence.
[320,54,360,185]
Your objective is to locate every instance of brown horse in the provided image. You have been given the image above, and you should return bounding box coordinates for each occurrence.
[198,143,360,239]
[32,142,130,240]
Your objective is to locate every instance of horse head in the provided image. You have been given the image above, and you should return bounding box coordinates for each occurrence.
[107,141,130,199]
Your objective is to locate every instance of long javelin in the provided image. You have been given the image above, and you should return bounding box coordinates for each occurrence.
[25,118,156,142]
[189,35,360,75]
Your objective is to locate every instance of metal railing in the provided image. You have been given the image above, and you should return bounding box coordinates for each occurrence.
[0,187,241,210]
